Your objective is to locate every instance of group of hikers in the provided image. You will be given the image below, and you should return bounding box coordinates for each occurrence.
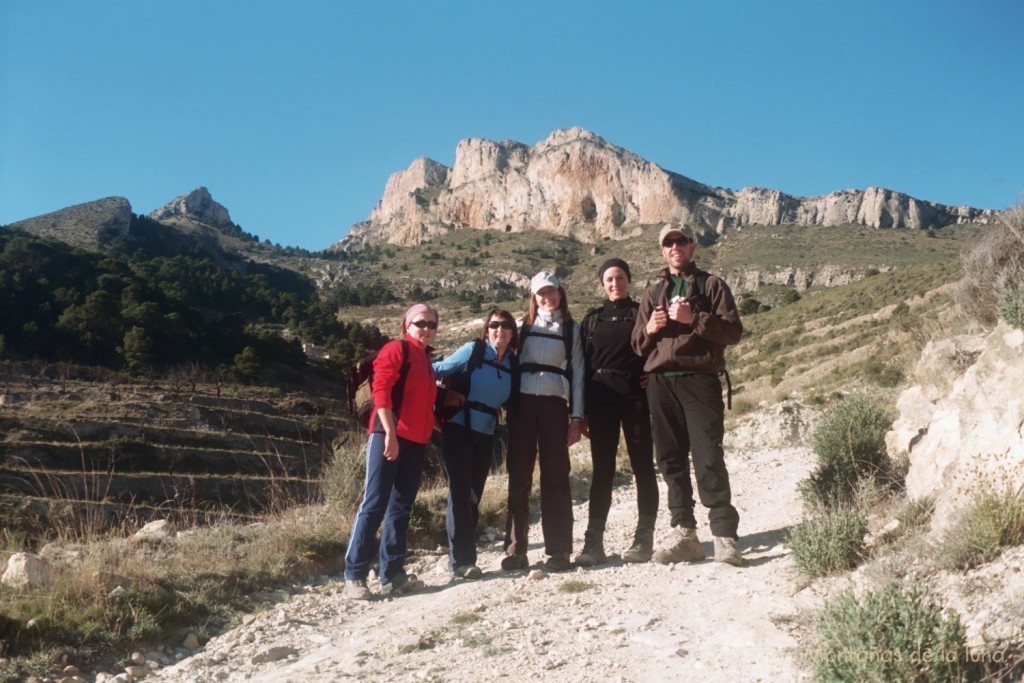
[342,222,745,599]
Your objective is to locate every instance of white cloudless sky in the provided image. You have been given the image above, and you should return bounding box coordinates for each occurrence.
[2,0,1022,250]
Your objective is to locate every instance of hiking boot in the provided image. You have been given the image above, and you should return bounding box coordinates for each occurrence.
[344,578,373,601]
[622,523,655,563]
[380,572,424,596]
[454,564,483,579]
[573,530,606,567]
[500,554,529,571]
[653,527,706,564]
[714,536,745,567]
[544,553,572,572]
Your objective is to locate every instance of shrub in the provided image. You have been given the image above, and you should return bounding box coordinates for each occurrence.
[997,281,1024,330]
[954,203,1024,327]
[320,439,368,518]
[937,489,1024,571]
[811,581,973,683]
[800,395,894,509]
[789,507,867,577]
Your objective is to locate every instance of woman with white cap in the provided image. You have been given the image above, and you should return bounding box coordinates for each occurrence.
[501,271,585,572]
[343,303,439,600]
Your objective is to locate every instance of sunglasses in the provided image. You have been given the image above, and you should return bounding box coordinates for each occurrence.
[662,237,692,248]
[487,320,515,330]
[410,319,437,330]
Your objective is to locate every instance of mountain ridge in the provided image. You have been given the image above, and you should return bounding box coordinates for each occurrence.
[341,127,998,247]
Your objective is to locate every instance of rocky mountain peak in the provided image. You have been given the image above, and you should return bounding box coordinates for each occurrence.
[149,187,233,228]
[343,128,998,248]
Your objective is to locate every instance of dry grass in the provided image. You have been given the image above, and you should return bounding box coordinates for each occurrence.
[954,203,1024,328]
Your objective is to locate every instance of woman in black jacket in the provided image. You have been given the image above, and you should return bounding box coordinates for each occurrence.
[575,258,659,565]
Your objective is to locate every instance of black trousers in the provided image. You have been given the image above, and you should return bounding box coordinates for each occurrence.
[504,395,573,556]
[646,373,739,538]
[441,422,493,569]
[585,379,658,526]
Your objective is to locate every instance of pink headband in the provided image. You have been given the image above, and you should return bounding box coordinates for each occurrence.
[403,303,438,330]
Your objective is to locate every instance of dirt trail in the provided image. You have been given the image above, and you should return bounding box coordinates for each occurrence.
[154,445,820,682]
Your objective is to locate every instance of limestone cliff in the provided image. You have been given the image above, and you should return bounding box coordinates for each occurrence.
[149,187,234,228]
[341,127,998,247]
[887,322,1024,533]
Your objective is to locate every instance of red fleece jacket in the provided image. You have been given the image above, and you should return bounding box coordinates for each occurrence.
[370,336,437,444]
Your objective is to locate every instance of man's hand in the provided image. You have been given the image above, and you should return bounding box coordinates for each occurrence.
[668,299,694,325]
[646,305,669,334]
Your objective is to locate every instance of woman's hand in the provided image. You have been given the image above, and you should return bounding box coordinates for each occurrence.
[579,416,590,439]
[383,432,399,461]
[567,418,583,447]
[377,407,400,460]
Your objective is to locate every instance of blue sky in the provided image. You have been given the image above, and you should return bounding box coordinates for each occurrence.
[2,0,1022,251]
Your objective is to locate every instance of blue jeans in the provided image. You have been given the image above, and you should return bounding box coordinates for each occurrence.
[344,433,427,585]
[441,422,494,570]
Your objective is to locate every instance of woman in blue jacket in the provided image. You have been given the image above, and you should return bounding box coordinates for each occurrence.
[433,309,518,579]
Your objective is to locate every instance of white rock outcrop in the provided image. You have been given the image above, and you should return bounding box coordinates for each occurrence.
[1,552,53,590]
[343,128,998,247]
[150,187,233,228]
[888,322,1024,533]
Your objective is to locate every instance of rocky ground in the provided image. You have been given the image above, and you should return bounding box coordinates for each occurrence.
[151,439,825,683]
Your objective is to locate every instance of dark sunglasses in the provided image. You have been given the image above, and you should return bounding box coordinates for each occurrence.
[662,237,692,248]
[487,320,515,330]
[410,319,437,330]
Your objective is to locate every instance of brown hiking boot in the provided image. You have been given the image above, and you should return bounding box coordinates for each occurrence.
[714,536,744,567]
[653,527,706,564]
[621,524,655,563]
[344,579,373,600]
[544,553,572,572]
[500,554,529,571]
[573,530,606,567]
[380,572,424,596]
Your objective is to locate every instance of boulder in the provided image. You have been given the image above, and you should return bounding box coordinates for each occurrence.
[889,322,1024,533]
[1,552,54,590]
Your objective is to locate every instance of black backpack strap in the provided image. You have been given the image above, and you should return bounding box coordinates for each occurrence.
[460,338,487,430]
[518,326,574,378]
[373,340,410,432]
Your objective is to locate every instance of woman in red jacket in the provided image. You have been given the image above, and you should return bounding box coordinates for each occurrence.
[344,304,439,600]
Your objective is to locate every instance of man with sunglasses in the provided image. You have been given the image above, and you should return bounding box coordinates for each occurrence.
[631,223,745,567]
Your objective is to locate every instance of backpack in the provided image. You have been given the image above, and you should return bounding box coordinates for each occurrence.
[582,301,638,348]
[435,338,517,430]
[649,270,735,409]
[516,319,576,413]
[652,270,710,312]
[347,340,409,426]
[581,300,640,384]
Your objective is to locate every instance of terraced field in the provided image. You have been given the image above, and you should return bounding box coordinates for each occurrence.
[0,362,357,534]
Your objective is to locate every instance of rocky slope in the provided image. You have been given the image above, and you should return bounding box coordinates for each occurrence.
[7,196,134,251]
[342,127,998,247]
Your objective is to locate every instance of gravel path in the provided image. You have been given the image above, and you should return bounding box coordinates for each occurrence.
[153,445,819,682]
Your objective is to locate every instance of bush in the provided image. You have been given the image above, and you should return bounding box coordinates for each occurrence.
[800,395,894,509]
[997,281,1024,330]
[320,440,368,518]
[811,581,973,683]
[937,489,1024,571]
[789,507,867,577]
[954,203,1024,327]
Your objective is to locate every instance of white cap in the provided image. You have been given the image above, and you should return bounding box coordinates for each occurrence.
[530,270,560,293]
